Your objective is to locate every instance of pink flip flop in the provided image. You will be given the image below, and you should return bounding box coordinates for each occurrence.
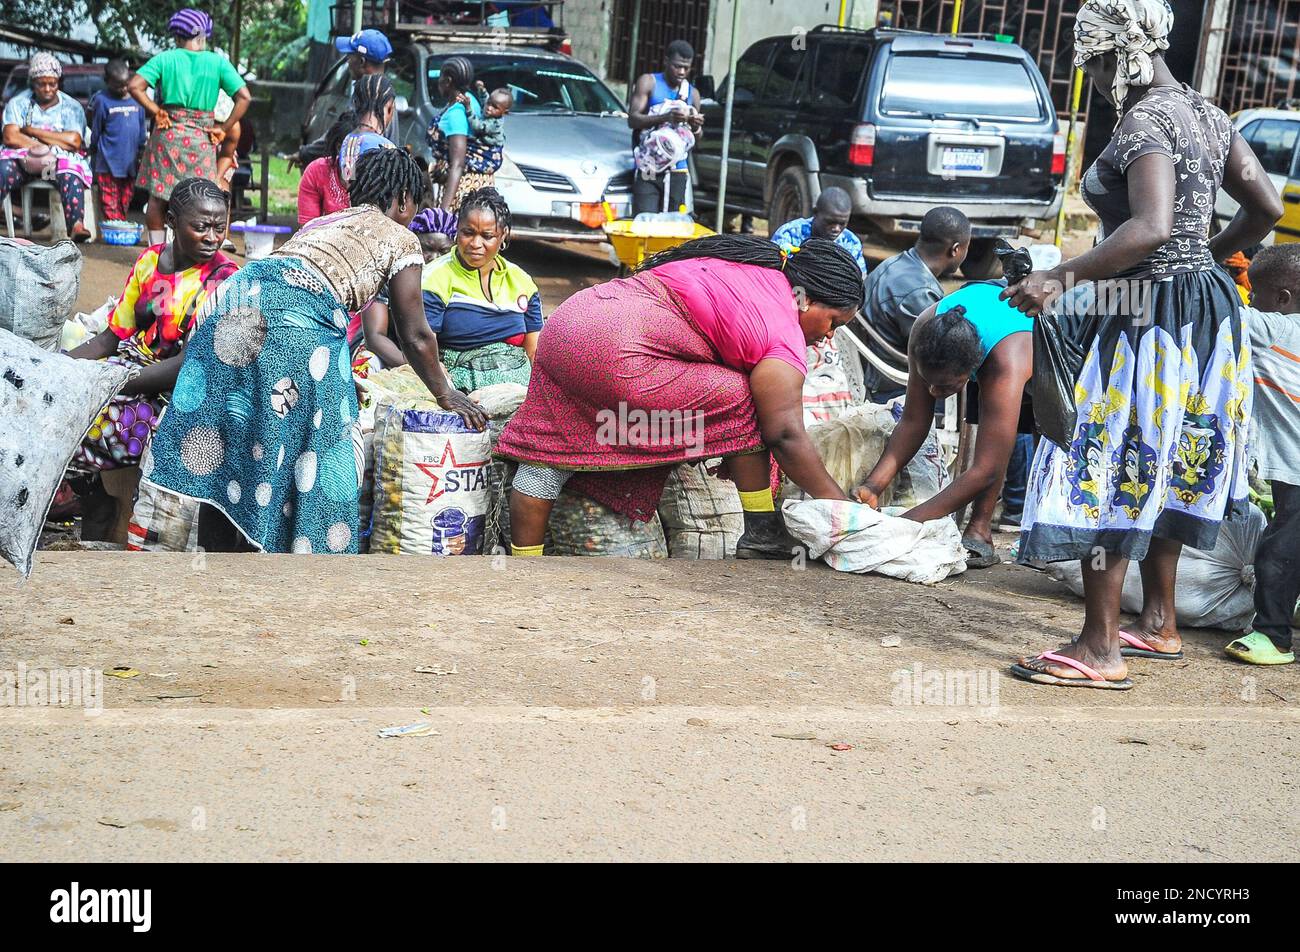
[1118,629,1184,661]
[1010,650,1134,690]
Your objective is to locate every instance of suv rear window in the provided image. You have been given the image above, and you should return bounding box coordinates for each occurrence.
[880,53,1045,121]
[427,55,622,115]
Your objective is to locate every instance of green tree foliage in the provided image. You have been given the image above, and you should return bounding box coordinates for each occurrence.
[5,0,310,79]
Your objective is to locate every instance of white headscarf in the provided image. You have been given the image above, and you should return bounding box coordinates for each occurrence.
[28,52,63,80]
[1073,0,1174,110]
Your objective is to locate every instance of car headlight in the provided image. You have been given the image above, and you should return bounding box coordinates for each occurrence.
[497,153,525,183]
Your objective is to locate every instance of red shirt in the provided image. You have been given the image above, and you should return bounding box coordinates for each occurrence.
[651,259,808,374]
[297,157,350,226]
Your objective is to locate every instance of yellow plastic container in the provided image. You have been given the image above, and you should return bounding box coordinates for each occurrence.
[603,219,714,270]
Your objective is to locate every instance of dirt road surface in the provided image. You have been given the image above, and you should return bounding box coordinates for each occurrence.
[2,550,1296,862]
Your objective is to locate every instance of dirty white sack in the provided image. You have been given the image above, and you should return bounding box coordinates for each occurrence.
[781,498,967,584]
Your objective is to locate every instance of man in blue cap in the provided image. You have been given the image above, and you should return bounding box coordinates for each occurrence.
[336,29,396,140]
[297,28,396,164]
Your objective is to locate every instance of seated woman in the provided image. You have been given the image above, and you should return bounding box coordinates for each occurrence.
[297,111,354,226]
[68,177,238,474]
[420,187,541,391]
[854,283,1033,566]
[0,53,93,241]
[142,148,484,555]
[495,236,865,559]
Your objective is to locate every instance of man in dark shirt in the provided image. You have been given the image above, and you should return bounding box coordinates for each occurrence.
[856,207,971,402]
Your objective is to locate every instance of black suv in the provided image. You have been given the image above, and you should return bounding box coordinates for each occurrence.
[693,26,1065,278]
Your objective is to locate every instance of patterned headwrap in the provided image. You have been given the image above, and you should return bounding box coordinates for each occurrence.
[1074,0,1174,110]
[409,207,458,238]
[169,8,214,39]
[28,52,62,80]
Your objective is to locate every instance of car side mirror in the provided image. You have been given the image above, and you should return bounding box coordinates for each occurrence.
[395,95,412,115]
[696,75,716,100]
[731,88,754,106]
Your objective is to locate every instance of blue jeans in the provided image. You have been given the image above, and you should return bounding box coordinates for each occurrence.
[1002,434,1034,516]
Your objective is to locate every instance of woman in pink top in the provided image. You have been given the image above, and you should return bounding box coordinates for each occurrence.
[496,235,865,558]
[296,113,351,225]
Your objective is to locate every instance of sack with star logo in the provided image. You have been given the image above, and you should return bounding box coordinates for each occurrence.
[369,401,493,556]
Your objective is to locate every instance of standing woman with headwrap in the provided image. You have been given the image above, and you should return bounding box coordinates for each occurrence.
[1002,0,1282,689]
[129,8,251,246]
[0,52,93,241]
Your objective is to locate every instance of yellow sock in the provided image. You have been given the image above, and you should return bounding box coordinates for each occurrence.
[737,488,775,513]
[511,543,545,557]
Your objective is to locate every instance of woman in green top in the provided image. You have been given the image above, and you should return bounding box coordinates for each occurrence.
[128,8,250,245]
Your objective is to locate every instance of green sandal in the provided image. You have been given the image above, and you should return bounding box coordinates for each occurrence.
[1225,631,1296,666]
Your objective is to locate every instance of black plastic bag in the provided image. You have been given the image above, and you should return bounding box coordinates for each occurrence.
[994,240,1034,285]
[1032,283,1098,449]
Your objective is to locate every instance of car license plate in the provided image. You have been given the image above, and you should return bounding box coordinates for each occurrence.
[942,147,987,173]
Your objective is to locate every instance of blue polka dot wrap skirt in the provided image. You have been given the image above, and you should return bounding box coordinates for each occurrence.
[141,256,363,554]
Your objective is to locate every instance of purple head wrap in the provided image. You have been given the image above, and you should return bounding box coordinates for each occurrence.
[409,207,458,238]
[169,8,213,39]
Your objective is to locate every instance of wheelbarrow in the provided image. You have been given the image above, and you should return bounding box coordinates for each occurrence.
[603,218,714,274]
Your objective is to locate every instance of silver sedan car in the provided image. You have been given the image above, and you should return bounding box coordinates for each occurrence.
[302,44,635,240]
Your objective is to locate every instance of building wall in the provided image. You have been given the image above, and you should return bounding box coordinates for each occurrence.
[567,0,617,85]
[704,0,879,81]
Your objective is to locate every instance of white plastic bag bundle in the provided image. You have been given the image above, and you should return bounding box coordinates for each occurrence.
[370,404,493,555]
[59,296,116,352]
[0,237,81,351]
[782,498,967,584]
[657,461,743,559]
[0,329,134,576]
[1045,504,1266,631]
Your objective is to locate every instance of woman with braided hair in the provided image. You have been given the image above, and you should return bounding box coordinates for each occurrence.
[428,55,496,212]
[1002,0,1281,688]
[496,234,864,558]
[142,148,486,555]
[420,187,543,390]
[67,176,238,477]
[337,74,397,185]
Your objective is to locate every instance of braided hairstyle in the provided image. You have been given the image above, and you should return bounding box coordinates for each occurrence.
[639,234,863,310]
[440,56,475,95]
[349,147,428,212]
[911,305,983,378]
[169,176,228,217]
[457,186,511,233]
[351,73,395,125]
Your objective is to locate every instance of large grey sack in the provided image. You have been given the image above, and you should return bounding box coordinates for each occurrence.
[0,329,133,577]
[1045,504,1266,632]
[0,238,82,351]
